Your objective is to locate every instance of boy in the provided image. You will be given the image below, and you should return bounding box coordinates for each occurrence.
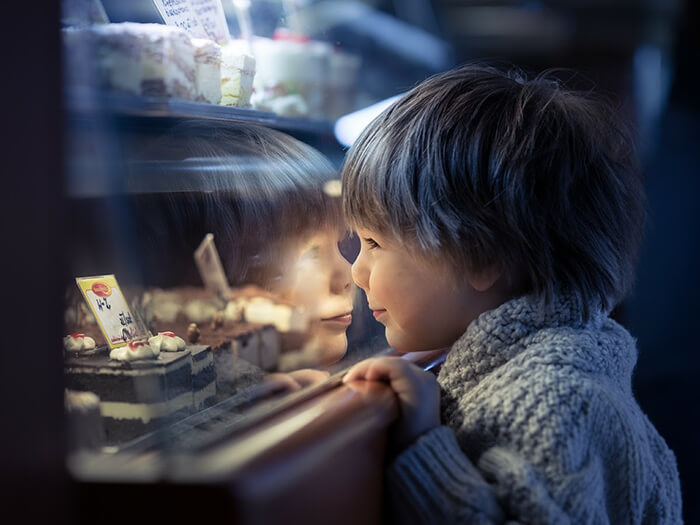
[341,65,682,523]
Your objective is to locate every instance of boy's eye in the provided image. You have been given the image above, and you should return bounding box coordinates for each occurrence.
[364,237,380,249]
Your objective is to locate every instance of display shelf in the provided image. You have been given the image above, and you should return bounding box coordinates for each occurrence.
[65,88,338,138]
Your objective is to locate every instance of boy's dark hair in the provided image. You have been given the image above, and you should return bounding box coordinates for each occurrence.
[342,64,646,318]
[134,120,343,287]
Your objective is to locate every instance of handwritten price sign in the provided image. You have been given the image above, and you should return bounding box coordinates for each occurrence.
[75,275,148,348]
[153,0,230,44]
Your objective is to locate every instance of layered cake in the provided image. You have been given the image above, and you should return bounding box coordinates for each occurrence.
[63,22,213,102]
[246,31,361,119]
[220,42,256,107]
[148,330,216,410]
[182,318,277,402]
[65,389,105,452]
[192,37,222,104]
[64,340,193,444]
[63,332,96,353]
[190,344,217,410]
[133,23,196,99]
[142,285,288,370]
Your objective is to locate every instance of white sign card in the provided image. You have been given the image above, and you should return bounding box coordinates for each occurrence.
[152,0,208,38]
[194,233,231,303]
[75,275,149,348]
[189,0,230,44]
[153,0,230,44]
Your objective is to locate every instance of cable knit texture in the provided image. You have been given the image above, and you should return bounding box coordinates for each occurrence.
[385,294,683,524]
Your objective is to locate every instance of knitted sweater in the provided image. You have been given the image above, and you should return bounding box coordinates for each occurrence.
[386,294,682,524]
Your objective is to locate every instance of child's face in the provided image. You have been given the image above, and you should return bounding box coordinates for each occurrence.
[351,227,484,353]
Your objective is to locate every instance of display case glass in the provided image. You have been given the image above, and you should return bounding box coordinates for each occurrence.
[59,0,405,473]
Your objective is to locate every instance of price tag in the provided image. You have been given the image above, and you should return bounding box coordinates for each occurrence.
[152,0,208,38]
[194,233,231,304]
[189,0,230,45]
[75,275,149,349]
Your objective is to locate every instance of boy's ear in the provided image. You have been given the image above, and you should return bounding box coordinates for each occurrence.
[468,265,503,292]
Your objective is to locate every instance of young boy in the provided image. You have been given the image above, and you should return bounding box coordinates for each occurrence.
[341,65,682,523]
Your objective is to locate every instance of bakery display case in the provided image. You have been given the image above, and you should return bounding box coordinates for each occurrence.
[59,0,406,502]
[51,3,459,522]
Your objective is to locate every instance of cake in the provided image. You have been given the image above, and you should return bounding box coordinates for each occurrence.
[65,389,105,453]
[135,23,196,100]
[64,340,194,444]
[238,31,361,119]
[63,22,197,100]
[148,330,216,410]
[190,344,217,410]
[142,285,287,370]
[191,37,222,104]
[220,42,256,107]
[63,332,96,353]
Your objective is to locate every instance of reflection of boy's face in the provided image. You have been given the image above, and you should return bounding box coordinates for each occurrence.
[272,230,354,365]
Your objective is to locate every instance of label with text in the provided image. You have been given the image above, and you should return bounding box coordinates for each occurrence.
[152,0,208,38]
[189,0,230,44]
[75,275,148,349]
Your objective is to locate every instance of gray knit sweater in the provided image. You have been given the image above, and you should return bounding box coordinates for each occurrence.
[386,294,682,524]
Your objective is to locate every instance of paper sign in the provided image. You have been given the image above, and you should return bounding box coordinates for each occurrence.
[75,275,149,349]
[152,0,208,38]
[189,0,230,45]
[194,233,231,303]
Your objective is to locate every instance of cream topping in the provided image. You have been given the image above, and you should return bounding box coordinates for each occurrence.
[109,340,159,361]
[148,331,186,352]
[64,333,96,352]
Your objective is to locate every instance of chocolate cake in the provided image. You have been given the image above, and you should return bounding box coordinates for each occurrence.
[65,389,105,452]
[192,321,272,402]
[190,344,216,410]
[64,345,193,444]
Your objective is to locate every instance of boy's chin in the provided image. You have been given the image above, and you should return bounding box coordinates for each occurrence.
[385,332,424,354]
[386,329,449,354]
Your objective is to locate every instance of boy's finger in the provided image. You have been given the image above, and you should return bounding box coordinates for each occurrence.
[342,358,374,383]
[343,357,408,384]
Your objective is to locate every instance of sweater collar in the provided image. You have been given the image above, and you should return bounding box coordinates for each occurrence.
[439,293,609,388]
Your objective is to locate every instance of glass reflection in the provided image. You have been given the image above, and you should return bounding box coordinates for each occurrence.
[63,120,368,451]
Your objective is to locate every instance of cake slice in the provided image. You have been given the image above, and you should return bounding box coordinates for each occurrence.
[64,344,193,444]
[220,42,256,107]
[190,344,217,410]
[135,22,196,100]
[192,37,222,104]
[64,22,196,100]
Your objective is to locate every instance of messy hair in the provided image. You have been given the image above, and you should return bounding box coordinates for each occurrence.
[342,64,646,317]
[133,120,342,286]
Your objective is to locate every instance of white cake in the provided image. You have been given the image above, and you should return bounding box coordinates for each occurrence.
[64,23,197,100]
[220,42,256,107]
[191,38,222,104]
[88,23,145,95]
[247,33,360,119]
[138,23,195,100]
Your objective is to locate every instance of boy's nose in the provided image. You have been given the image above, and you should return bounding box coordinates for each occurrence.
[351,254,369,292]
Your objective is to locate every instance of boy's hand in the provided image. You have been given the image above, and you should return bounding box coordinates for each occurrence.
[343,357,440,450]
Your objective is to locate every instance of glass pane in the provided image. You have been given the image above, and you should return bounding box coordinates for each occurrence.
[60,0,397,461]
